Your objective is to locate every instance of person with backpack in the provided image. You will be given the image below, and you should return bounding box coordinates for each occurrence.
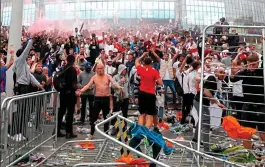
[54,55,78,139]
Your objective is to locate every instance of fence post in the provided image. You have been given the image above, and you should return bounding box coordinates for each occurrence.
[261,27,265,101]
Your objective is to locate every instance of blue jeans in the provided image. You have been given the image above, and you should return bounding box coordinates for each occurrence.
[163,80,176,105]
[158,107,164,119]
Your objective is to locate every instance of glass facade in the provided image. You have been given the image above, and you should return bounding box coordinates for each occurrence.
[1,1,37,26]
[179,0,265,29]
[44,1,175,20]
[1,0,265,28]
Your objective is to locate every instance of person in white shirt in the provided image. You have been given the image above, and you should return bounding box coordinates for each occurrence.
[186,37,199,57]
[173,54,186,103]
[104,58,116,76]
[84,38,90,58]
[220,44,229,59]
[157,53,178,105]
[186,61,201,125]
[227,60,244,119]
[73,27,81,40]
[176,54,193,124]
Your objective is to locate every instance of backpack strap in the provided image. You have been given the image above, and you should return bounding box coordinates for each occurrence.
[61,65,72,73]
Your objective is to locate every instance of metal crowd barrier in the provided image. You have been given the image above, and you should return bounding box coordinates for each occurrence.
[36,112,245,167]
[94,112,244,167]
[0,91,58,167]
[197,25,265,166]
[0,91,44,164]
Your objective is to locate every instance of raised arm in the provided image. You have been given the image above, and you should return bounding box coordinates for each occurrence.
[135,52,148,67]
[6,48,15,70]
[179,54,190,73]
[151,48,161,62]
[171,52,179,64]
[17,39,33,62]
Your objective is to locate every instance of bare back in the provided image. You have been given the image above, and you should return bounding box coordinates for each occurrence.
[93,74,111,97]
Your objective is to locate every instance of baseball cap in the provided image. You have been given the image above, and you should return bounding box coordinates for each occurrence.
[85,62,92,69]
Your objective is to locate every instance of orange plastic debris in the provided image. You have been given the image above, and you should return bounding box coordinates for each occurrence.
[158,122,169,130]
[115,154,149,167]
[222,116,257,139]
[176,112,182,120]
[78,141,96,150]
[45,113,52,119]
[166,141,174,148]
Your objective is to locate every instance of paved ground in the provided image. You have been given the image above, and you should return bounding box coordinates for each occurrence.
[2,104,237,167]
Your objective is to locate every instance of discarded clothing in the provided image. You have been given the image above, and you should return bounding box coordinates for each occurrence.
[130,123,174,155]
[223,145,256,163]
[222,116,257,139]
[115,154,149,167]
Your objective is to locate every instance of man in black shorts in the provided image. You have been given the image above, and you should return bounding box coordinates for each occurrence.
[135,52,163,129]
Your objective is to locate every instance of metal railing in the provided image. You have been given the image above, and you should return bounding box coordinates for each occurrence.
[0,91,58,167]
[196,25,265,166]
[91,112,244,167]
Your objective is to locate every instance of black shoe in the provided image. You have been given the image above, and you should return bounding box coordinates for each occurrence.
[77,120,86,125]
[61,122,66,130]
[111,128,117,136]
[57,132,66,137]
[52,129,66,137]
[66,133,77,139]
[192,138,204,146]
[153,127,161,135]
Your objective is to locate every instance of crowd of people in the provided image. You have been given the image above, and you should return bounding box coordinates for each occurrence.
[0,18,264,156]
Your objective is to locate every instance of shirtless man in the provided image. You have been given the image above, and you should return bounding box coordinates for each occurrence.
[76,64,122,139]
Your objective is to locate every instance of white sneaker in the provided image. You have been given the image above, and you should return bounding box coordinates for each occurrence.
[108,125,114,135]
[12,133,26,142]
[133,111,140,115]
[86,134,94,140]
[19,133,26,141]
[28,122,32,128]
[193,128,196,134]
[175,136,185,141]
[11,134,19,141]
[128,117,135,122]
[76,127,82,133]
[81,128,90,134]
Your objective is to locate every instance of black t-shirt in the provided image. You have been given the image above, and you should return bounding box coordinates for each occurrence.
[31,72,46,92]
[230,69,264,104]
[149,50,163,63]
[64,43,71,55]
[195,75,217,106]
[89,44,100,59]
[64,65,78,93]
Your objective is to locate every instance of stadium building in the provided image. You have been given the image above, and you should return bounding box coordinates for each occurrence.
[1,0,265,29]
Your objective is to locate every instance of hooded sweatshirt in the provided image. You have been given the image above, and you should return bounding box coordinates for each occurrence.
[77,70,95,95]
[113,64,129,100]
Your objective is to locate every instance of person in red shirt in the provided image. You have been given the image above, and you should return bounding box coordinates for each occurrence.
[135,52,163,129]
